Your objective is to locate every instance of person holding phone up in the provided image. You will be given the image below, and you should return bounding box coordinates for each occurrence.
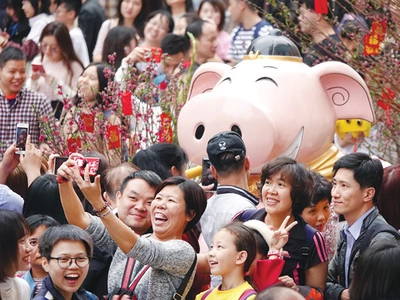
[27,22,84,119]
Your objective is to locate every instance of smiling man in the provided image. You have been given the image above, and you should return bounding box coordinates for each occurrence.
[0,47,54,161]
[325,153,400,300]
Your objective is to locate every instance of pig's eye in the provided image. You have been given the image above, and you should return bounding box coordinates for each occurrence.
[255,77,278,87]
[195,124,205,140]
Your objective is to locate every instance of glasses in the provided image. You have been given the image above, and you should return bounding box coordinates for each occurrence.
[49,256,90,269]
[40,44,59,53]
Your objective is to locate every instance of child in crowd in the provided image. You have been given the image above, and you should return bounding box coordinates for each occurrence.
[196,217,297,299]
[301,171,337,260]
[301,172,332,232]
[196,222,258,299]
[22,215,59,298]
[33,224,97,300]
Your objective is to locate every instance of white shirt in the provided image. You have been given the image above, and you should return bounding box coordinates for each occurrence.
[27,13,51,44]
[69,27,90,67]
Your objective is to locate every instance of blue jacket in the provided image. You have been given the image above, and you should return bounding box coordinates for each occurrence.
[32,276,98,300]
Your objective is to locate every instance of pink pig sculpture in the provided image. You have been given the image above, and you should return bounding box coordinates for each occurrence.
[177,53,375,179]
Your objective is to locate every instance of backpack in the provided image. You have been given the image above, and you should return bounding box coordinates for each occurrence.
[200,288,256,300]
[358,223,400,254]
[237,209,316,267]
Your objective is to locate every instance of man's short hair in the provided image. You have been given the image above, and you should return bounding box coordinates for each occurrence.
[206,131,246,176]
[161,33,191,56]
[332,153,383,204]
[185,19,209,39]
[56,0,81,17]
[0,47,26,68]
[119,170,162,195]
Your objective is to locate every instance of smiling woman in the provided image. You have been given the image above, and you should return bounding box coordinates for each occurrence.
[236,157,329,299]
[0,209,31,300]
[56,157,208,299]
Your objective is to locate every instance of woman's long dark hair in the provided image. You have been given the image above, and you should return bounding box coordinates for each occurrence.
[116,0,150,38]
[39,22,84,86]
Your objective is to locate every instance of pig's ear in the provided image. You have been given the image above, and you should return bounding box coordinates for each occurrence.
[312,61,375,123]
[187,62,232,100]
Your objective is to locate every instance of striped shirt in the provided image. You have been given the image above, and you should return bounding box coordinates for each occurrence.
[0,87,54,160]
[228,20,273,61]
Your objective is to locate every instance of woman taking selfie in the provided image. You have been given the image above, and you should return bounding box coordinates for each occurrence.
[56,157,207,299]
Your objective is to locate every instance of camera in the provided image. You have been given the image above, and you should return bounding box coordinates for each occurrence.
[201,157,218,191]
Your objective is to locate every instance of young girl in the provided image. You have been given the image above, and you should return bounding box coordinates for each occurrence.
[196,222,258,300]
[0,209,32,300]
[27,22,84,119]
[301,171,337,260]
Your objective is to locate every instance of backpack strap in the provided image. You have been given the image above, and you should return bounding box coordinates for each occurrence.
[358,223,400,254]
[172,254,197,300]
[239,288,257,300]
[121,257,135,290]
[200,289,214,300]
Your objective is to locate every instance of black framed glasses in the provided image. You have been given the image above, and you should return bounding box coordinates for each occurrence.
[49,256,90,269]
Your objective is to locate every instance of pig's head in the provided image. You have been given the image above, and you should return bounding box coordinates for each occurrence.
[177,58,375,172]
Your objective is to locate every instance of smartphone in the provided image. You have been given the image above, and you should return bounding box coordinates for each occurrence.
[16,123,29,154]
[71,156,100,176]
[54,156,69,174]
[202,158,218,191]
[144,47,162,63]
[31,63,46,74]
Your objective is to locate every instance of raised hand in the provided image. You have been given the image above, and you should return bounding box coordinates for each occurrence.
[269,215,298,251]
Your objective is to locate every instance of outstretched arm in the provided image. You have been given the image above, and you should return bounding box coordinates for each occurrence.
[69,165,139,254]
[56,154,91,229]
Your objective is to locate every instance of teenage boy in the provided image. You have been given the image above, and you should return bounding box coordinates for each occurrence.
[325,153,400,300]
[34,224,97,299]
[227,0,273,62]
[55,0,90,66]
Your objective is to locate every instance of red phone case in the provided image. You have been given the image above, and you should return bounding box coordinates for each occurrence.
[32,64,45,73]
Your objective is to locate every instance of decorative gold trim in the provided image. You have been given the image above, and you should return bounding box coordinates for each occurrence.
[243,53,303,62]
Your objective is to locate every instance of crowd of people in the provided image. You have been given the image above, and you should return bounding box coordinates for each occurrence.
[1,0,400,299]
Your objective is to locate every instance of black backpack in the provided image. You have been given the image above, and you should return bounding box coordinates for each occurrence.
[358,223,400,254]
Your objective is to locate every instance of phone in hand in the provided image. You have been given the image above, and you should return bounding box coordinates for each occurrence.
[54,156,69,174]
[71,156,100,176]
[144,47,162,63]
[31,63,46,74]
[202,157,218,191]
[16,123,29,154]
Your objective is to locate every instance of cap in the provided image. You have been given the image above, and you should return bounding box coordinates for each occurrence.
[206,131,246,166]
